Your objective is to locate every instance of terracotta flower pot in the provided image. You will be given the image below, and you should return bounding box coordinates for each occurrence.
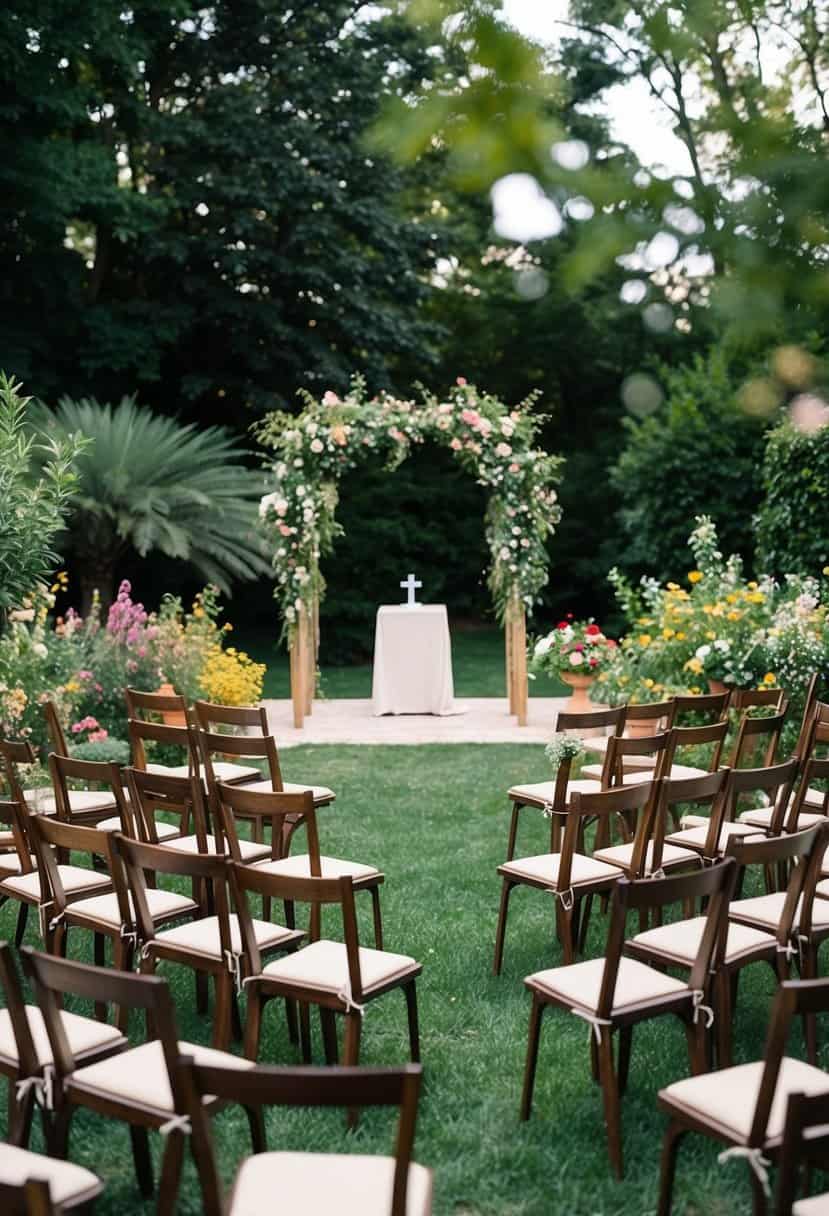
[625,717,661,739]
[707,678,728,696]
[156,682,187,727]
[560,671,595,713]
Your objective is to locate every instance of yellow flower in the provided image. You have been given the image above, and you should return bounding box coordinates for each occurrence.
[199,645,266,706]
[705,630,716,640]
[676,631,686,640]
[662,628,675,639]
[747,592,765,604]
[703,604,714,615]
[643,678,654,688]
[192,606,205,619]
[727,610,741,621]
[64,680,80,694]
[667,582,680,592]
[685,657,704,674]
[690,685,702,694]
[747,581,758,590]
[638,634,652,647]
[688,571,703,584]
[763,673,777,686]
[823,566,829,577]
[725,593,737,604]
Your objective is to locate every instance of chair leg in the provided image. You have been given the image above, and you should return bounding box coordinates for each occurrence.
[657,1120,687,1216]
[343,1011,363,1130]
[404,982,420,1063]
[320,1009,339,1064]
[244,1103,267,1154]
[14,902,28,947]
[598,1029,623,1179]
[195,971,209,1015]
[749,1165,769,1216]
[370,886,384,950]
[618,1026,633,1097]
[93,933,107,1023]
[47,1103,73,1158]
[493,880,514,976]
[299,1002,312,1063]
[156,1128,185,1216]
[520,995,544,1121]
[130,1124,154,1199]
[506,804,520,862]
[212,972,232,1051]
[715,969,733,1070]
[243,990,263,1060]
[8,1081,34,1148]
[112,937,134,1034]
[801,945,818,1065]
[557,903,575,966]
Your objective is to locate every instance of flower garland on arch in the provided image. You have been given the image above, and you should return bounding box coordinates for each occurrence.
[256,376,563,639]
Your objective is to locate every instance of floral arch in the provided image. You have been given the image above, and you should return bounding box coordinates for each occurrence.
[257,377,563,727]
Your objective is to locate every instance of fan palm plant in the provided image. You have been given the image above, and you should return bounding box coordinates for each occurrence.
[32,395,271,612]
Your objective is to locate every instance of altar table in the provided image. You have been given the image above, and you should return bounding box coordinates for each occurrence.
[371,604,457,716]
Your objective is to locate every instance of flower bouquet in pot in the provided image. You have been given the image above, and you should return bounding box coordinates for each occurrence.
[530,618,615,711]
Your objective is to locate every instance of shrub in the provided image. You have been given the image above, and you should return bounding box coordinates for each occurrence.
[755,413,829,577]
[70,737,130,765]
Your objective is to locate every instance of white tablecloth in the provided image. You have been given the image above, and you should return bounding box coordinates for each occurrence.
[371,604,458,716]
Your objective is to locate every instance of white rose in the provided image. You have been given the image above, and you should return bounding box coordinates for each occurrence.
[534,636,552,656]
[33,643,48,659]
[569,651,584,666]
[695,644,711,659]
[310,438,324,454]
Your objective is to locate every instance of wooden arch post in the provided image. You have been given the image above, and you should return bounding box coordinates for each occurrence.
[505,593,528,726]
[289,593,319,729]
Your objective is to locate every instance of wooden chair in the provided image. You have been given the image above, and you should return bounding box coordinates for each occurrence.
[46,753,134,833]
[198,727,336,805]
[22,948,261,1216]
[671,690,732,721]
[666,760,800,861]
[729,705,789,770]
[192,699,268,737]
[0,1144,103,1213]
[493,782,653,975]
[730,687,788,713]
[581,699,676,777]
[116,834,303,1050]
[177,1058,432,1216]
[0,742,37,856]
[0,802,112,953]
[741,738,829,836]
[656,977,829,1216]
[627,824,825,1069]
[618,720,730,795]
[124,685,187,724]
[504,707,624,862]
[127,715,197,782]
[774,1089,829,1216]
[129,689,264,786]
[232,864,421,1068]
[0,941,127,1149]
[521,860,737,1179]
[216,784,385,948]
[28,816,198,1021]
[11,705,121,823]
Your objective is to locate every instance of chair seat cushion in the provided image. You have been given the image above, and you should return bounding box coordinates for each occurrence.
[729,892,829,933]
[96,816,180,839]
[0,1005,125,1067]
[0,853,34,876]
[260,939,418,999]
[793,1195,829,1216]
[67,887,197,930]
[254,854,379,882]
[630,916,774,966]
[0,865,111,900]
[0,1143,102,1207]
[151,914,299,960]
[619,765,707,785]
[507,779,600,809]
[499,852,620,888]
[527,956,687,1014]
[660,1057,829,1145]
[803,788,828,810]
[211,762,263,784]
[739,805,825,830]
[70,1038,253,1114]
[243,779,336,804]
[666,822,760,852]
[229,1152,432,1216]
[23,787,117,815]
[160,834,269,861]
[592,841,700,874]
[145,763,192,779]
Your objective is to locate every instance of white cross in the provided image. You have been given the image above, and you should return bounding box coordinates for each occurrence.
[400,572,423,607]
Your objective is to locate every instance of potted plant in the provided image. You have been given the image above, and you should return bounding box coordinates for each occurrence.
[530,619,615,712]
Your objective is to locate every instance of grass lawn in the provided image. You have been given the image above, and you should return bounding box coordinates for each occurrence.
[243,625,568,701]
[0,744,794,1214]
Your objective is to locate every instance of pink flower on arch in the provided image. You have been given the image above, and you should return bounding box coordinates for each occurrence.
[495,442,512,458]
[456,376,467,386]
[450,438,462,450]
[322,391,341,407]
[461,408,480,427]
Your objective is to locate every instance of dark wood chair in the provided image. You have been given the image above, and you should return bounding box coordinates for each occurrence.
[216,783,385,948]
[116,834,303,1050]
[0,1144,103,1213]
[656,977,829,1216]
[619,720,730,795]
[521,860,737,1179]
[493,782,653,975]
[21,948,262,1216]
[0,941,127,1148]
[666,760,800,861]
[504,707,625,862]
[176,1058,432,1216]
[47,753,134,833]
[231,864,421,1069]
[14,706,121,823]
[671,690,732,721]
[742,737,829,837]
[774,1088,829,1216]
[192,698,268,737]
[581,699,676,778]
[198,727,335,805]
[626,824,826,1069]
[0,742,38,856]
[124,685,187,724]
[729,705,789,770]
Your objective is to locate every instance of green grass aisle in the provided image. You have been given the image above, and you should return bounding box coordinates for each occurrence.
[0,745,791,1214]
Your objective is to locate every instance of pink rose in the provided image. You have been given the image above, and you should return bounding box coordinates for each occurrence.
[450,438,462,450]
[279,524,292,536]
[509,462,520,473]
[456,376,467,386]
[438,402,453,415]
[495,442,512,457]
[310,438,324,454]
[569,651,584,666]
[322,391,340,407]
[461,408,480,426]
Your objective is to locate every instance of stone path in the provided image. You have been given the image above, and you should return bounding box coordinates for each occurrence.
[262,697,568,747]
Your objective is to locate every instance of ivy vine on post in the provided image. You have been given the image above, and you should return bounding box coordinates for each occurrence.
[256,375,563,727]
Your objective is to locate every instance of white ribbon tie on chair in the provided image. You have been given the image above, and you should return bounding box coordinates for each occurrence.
[717,1145,771,1197]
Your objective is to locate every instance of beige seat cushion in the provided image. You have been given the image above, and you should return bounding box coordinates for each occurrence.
[619,765,707,785]
[666,822,760,851]
[794,1195,829,1216]
[680,814,709,829]
[661,1057,829,1145]
[67,887,197,929]
[804,788,828,810]
[0,865,111,900]
[254,854,379,882]
[151,914,297,959]
[739,805,825,830]
[210,762,263,783]
[160,834,269,861]
[0,1143,101,1206]
[96,816,179,839]
[70,1038,253,1113]
[581,761,650,780]
[528,956,687,1013]
[0,1005,124,1067]
[630,916,774,966]
[507,779,600,808]
[243,779,336,804]
[729,892,829,933]
[260,939,417,998]
[229,1152,432,1216]
[0,853,34,876]
[593,841,700,873]
[23,787,116,815]
[499,852,620,888]
[145,762,192,779]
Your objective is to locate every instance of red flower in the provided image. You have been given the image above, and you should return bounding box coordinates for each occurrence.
[589,656,598,667]
[585,624,601,636]
[557,621,569,630]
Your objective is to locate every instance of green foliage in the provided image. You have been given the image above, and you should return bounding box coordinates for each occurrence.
[0,374,87,617]
[70,737,130,765]
[31,395,270,608]
[610,349,768,583]
[756,416,829,577]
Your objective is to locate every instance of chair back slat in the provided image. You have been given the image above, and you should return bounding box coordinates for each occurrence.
[115,833,224,950]
[663,720,729,773]
[0,942,40,1076]
[749,978,829,1148]
[645,769,728,874]
[0,739,37,806]
[215,783,316,863]
[729,705,788,769]
[125,765,210,847]
[42,701,69,757]
[48,752,132,830]
[192,700,269,733]
[125,686,188,718]
[670,691,730,722]
[127,717,199,776]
